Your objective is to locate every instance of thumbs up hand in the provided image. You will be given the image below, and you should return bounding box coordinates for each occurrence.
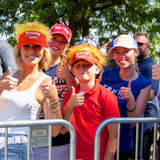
[42,77,59,101]
[68,86,85,108]
[0,67,18,92]
[152,64,160,81]
[56,60,69,80]
[120,81,133,101]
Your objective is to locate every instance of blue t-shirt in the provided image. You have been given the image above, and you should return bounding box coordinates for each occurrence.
[138,57,159,132]
[100,68,150,151]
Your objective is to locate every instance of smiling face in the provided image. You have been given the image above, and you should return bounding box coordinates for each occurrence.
[47,34,68,58]
[20,44,44,67]
[72,60,100,83]
[113,47,138,69]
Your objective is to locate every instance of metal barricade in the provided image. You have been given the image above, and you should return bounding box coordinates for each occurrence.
[0,119,76,160]
[94,117,160,160]
[94,101,159,160]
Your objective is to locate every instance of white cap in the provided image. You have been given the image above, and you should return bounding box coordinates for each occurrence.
[108,35,137,54]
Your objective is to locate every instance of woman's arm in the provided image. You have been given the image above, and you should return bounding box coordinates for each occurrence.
[121,82,151,117]
[121,81,151,126]
[130,85,151,117]
[42,78,62,137]
[43,99,62,137]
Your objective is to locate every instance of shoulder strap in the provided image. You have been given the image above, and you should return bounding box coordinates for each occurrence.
[27,74,50,92]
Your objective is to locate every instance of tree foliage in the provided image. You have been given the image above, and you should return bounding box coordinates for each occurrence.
[0,0,160,60]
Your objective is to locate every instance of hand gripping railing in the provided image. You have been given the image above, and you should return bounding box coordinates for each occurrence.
[0,119,76,160]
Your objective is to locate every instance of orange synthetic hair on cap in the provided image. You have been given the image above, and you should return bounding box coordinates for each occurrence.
[15,21,51,48]
[67,43,107,69]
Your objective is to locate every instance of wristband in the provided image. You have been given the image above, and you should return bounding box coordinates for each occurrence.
[127,105,136,112]
[49,100,60,107]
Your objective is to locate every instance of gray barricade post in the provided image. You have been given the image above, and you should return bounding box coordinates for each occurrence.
[0,119,76,160]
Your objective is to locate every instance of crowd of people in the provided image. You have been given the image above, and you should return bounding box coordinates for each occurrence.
[0,21,160,160]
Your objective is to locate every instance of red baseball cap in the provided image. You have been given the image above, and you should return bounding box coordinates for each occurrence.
[17,31,48,48]
[71,51,99,66]
[50,24,72,43]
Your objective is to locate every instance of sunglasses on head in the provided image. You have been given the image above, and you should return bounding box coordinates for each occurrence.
[137,42,148,46]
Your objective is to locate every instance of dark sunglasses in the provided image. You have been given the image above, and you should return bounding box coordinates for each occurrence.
[137,42,148,47]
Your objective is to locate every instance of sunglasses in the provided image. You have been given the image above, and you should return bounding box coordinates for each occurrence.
[137,42,148,47]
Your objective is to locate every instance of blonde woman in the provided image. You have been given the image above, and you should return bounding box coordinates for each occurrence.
[0,22,62,160]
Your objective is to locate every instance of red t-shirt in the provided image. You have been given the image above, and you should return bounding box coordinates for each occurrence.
[63,80,120,160]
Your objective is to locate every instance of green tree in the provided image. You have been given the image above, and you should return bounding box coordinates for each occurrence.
[0,0,160,60]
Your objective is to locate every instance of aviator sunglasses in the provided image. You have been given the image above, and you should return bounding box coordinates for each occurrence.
[137,42,148,47]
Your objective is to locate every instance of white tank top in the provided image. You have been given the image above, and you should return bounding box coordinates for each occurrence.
[0,74,49,135]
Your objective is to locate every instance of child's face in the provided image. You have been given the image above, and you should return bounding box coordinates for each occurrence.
[72,60,100,82]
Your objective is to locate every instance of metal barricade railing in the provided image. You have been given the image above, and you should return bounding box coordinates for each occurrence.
[94,101,159,160]
[94,117,160,160]
[0,102,158,160]
[0,119,76,160]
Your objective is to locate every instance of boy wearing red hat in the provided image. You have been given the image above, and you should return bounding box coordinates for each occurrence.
[61,43,120,160]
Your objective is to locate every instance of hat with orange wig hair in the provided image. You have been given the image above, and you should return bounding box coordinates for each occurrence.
[15,21,51,48]
[67,43,107,69]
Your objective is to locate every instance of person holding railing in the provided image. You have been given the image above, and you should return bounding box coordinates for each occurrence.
[99,35,151,160]
[0,21,62,160]
[61,43,120,160]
